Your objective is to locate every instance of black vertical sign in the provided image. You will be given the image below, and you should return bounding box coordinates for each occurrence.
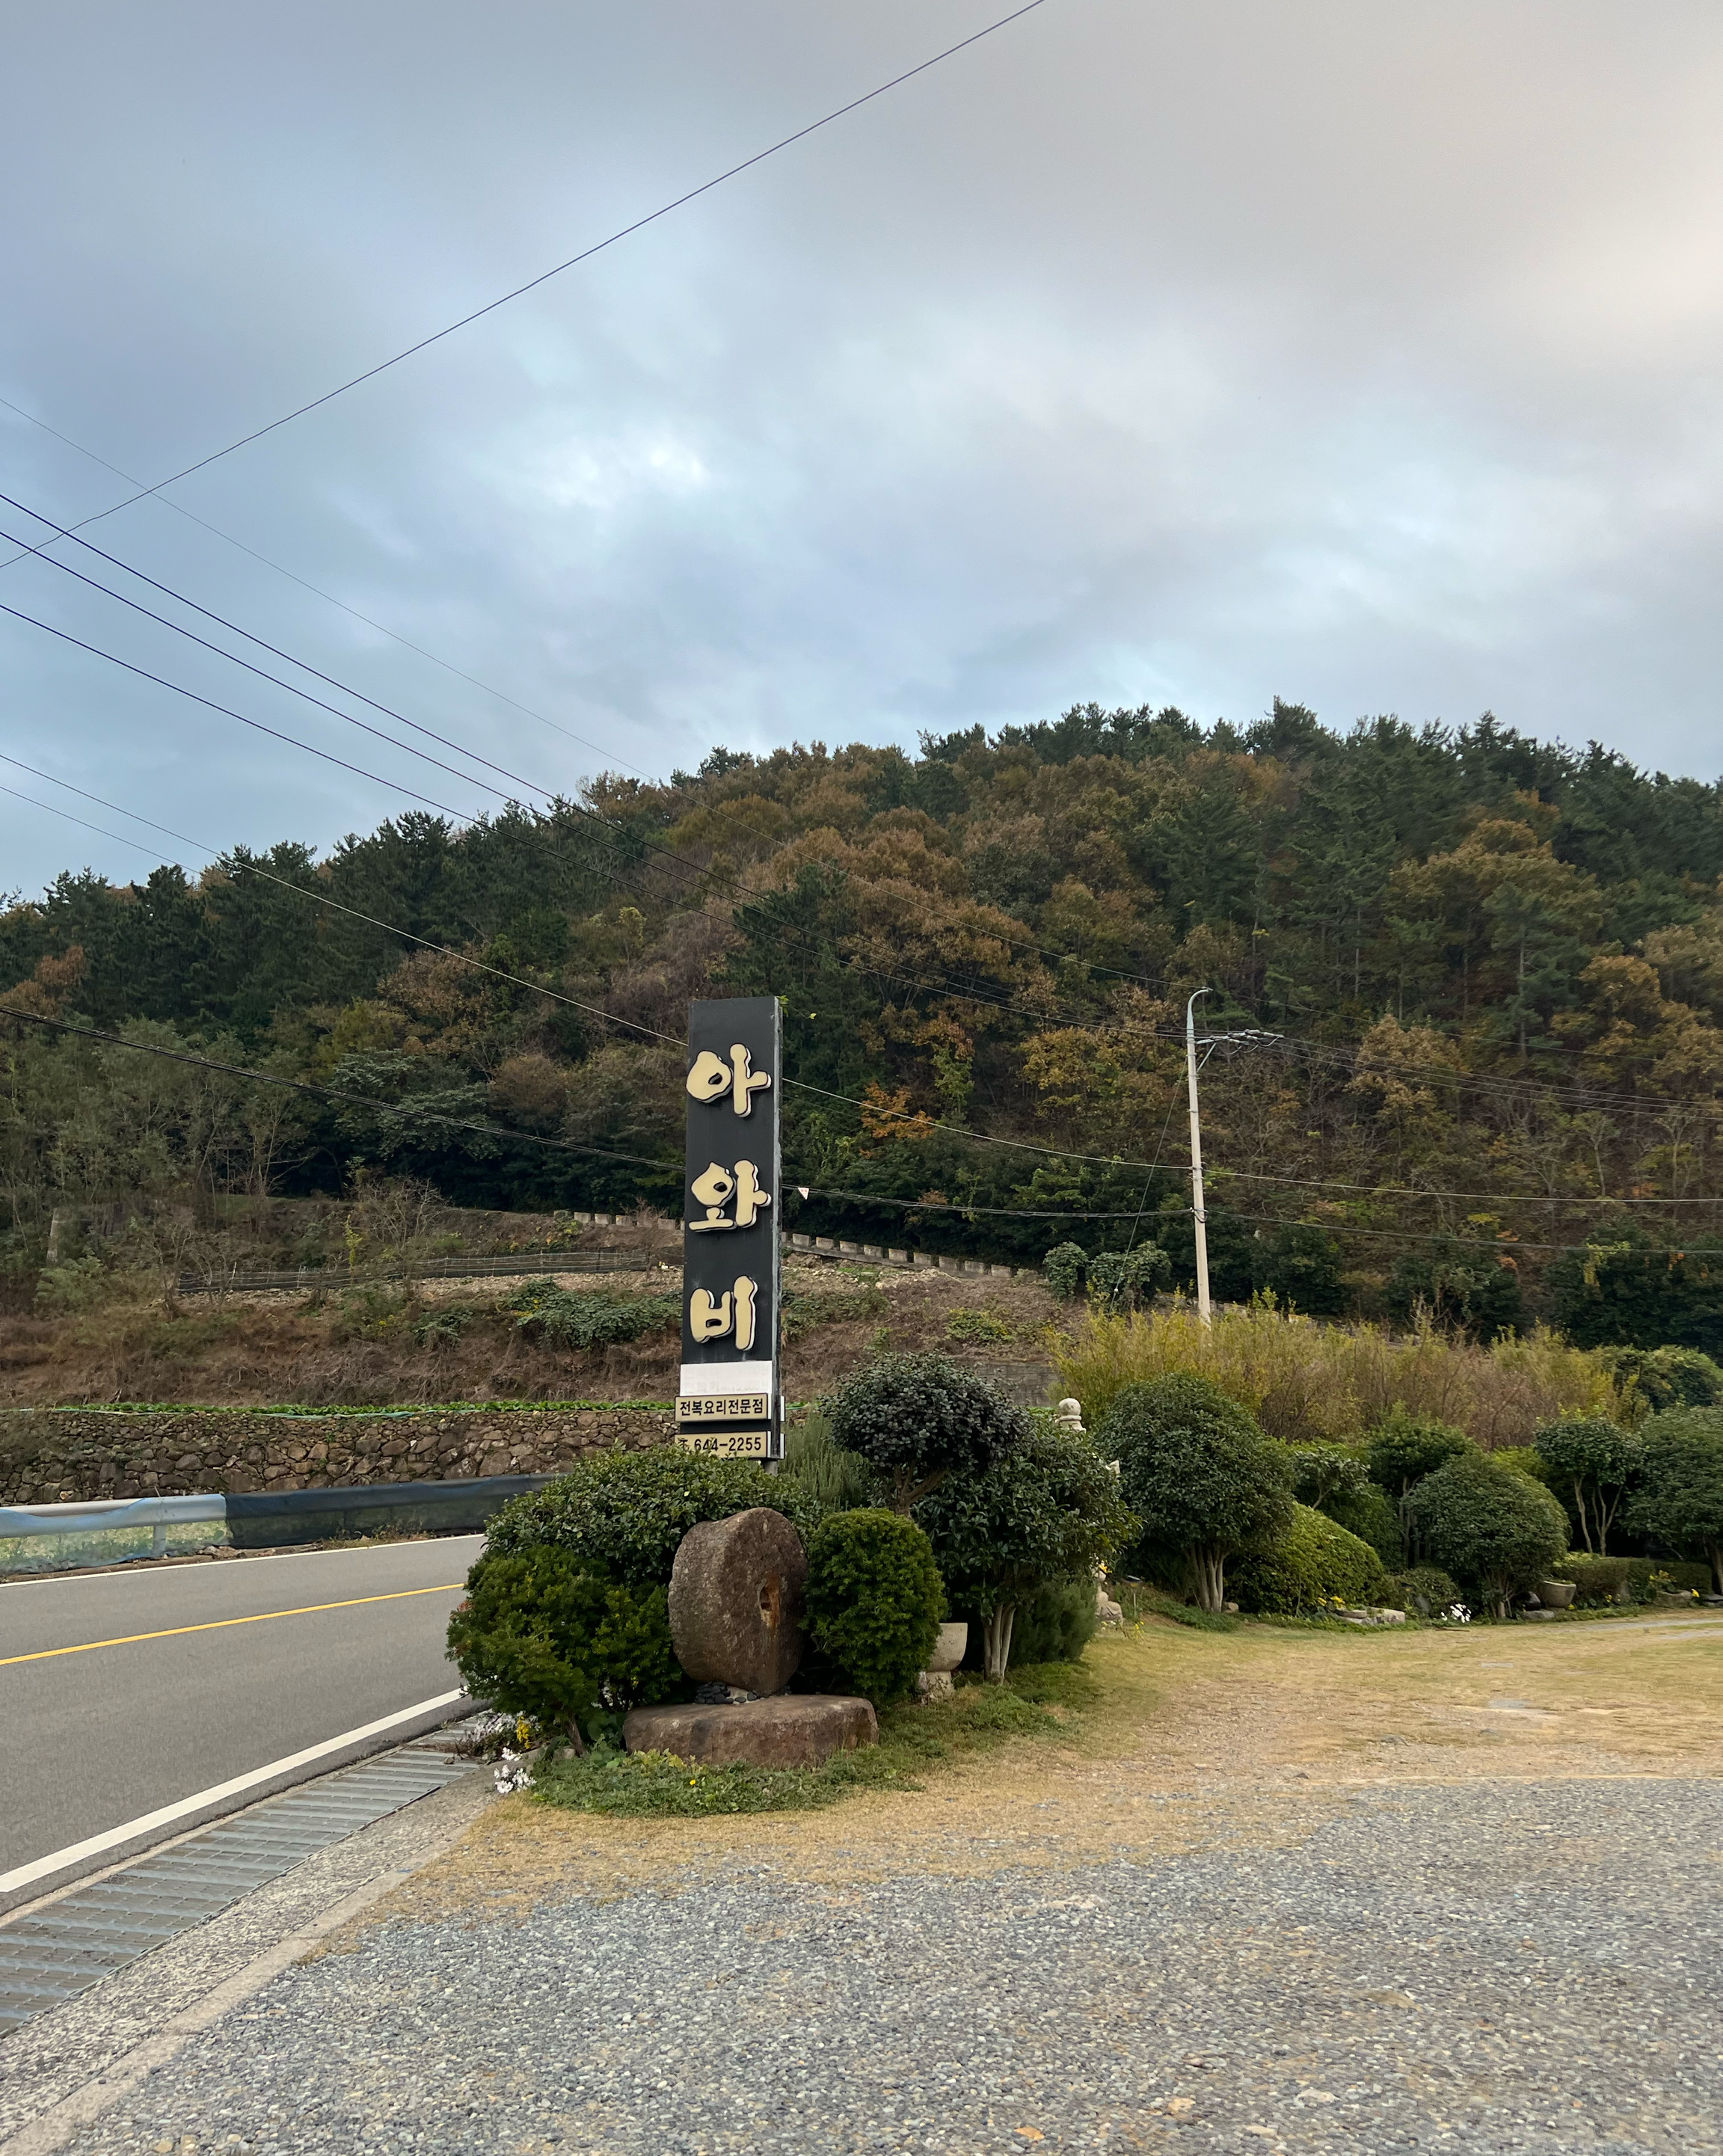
[677,995,782,1458]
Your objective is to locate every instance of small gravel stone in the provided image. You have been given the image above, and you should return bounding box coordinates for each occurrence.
[61,1777,1720,2153]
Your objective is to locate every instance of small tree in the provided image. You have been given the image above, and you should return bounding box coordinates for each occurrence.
[1366,1412,1473,1563]
[915,1426,1138,1680]
[1628,1410,1723,1593]
[824,1353,1028,1513]
[1098,1373,1294,1612]
[1532,1416,1642,1554]
[1404,1452,1569,1618]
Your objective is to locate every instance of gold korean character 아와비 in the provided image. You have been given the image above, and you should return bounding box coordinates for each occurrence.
[684,1044,773,1117]
[686,1159,772,1232]
[687,1275,759,1351]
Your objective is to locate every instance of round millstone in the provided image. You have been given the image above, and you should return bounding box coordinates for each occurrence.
[667,1506,808,1696]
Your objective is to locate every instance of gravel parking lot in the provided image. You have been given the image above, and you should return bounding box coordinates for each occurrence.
[61,1773,1721,2155]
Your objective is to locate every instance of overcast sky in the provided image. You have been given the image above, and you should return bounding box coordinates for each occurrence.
[3,1,1721,898]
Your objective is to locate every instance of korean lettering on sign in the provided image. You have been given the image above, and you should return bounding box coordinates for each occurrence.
[678,997,782,1453]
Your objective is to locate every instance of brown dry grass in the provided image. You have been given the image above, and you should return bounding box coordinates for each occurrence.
[0,1259,1060,1408]
[352,1610,1723,1942]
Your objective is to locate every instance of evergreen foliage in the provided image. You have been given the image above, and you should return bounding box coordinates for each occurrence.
[823,1353,1028,1511]
[1532,1416,1642,1553]
[1229,1502,1389,1615]
[802,1508,945,1703]
[1404,1452,1570,1616]
[1097,1372,1295,1612]
[483,1449,813,1586]
[915,1425,1137,1680]
[444,1546,681,1744]
[1628,1409,1723,1592]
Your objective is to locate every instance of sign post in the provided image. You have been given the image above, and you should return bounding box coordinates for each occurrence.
[676,995,783,1461]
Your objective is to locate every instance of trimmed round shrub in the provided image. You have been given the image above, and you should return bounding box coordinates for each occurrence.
[1628,1408,1723,1594]
[804,1508,945,1704]
[915,1425,1137,1680]
[446,1546,682,1743]
[1098,1373,1294,1612]
[1404,1452,1570,1618]
[1231,1503,1389,1616]
[482,1448,814,1585]
[824,1353,1028,1512]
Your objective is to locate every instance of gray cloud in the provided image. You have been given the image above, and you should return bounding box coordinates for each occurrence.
[3,0,1720,895]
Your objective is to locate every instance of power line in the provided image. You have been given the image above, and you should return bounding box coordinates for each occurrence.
[0,2,1053,556]
[0,491,568,806]
[0,517,530,811]
[0,601,479,824]
[7,477,1712,1120]
[0,390,655,784]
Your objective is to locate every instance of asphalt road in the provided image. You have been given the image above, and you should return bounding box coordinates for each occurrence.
[0,1536,481,1908]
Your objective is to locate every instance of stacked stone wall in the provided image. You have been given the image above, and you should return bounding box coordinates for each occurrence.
[0,1404,675,1507]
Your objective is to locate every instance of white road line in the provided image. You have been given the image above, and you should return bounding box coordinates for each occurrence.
[0,1689,466,1896]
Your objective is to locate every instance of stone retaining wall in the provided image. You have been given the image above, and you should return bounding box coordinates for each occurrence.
[0,1404,675,1507]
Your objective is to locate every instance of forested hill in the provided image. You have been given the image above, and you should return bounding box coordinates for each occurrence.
[4,699,1723,1348]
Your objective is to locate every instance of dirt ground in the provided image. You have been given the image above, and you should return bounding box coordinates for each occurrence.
[0,1258,1061,1407]
[364,1609,1723,1928]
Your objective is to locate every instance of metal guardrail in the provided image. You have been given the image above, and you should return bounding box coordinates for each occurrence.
[0,1473,551,1570]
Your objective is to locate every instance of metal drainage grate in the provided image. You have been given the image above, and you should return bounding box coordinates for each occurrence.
[0,1744,475,2036]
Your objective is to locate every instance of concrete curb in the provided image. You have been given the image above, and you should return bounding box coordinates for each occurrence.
[0,1755,496,2153]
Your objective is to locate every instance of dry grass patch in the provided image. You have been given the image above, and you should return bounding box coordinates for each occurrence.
[356,1611,1723,1940]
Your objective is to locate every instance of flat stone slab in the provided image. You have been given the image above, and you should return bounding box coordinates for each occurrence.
[623,1694,877,1769]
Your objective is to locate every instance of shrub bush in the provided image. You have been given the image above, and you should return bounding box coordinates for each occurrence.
[915,1425,1137,1679]
[1628,1409,1723,1593]
[503,1281,679,1351]
[1230,1504,1389,1616]
[1404,1451,1570,1617]
[1002,1576,1101,1665]
[1042,1242,1089,1300]
[1603,1345,1723,1413]
[778,1411,876,1517]
[445,1546,682,1745]
[1087,1244,1171,1312]
[1390,1564,1463,1617]
[1098,1373,1294,1612]
[804,1508,945,1704]
[824,1353,1028,1511]
[1285,1443,1401,1567]
[484,1449,814,1585]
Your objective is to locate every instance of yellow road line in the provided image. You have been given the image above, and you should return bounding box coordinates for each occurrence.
[1,1584,465,1667]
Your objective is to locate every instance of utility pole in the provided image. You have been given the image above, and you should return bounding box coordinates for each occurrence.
[1185,988,1211,1327]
